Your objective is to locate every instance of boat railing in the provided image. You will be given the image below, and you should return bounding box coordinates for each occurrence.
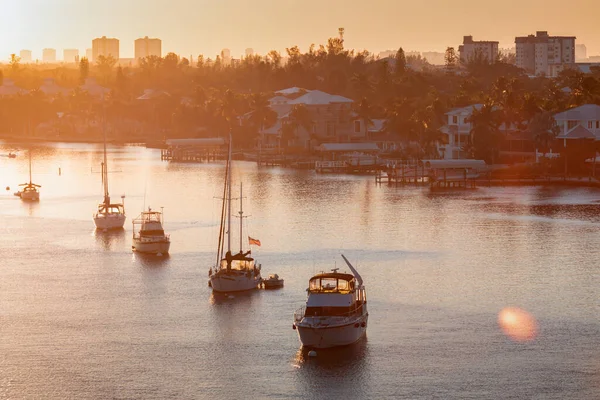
[133,233,170,242]
[293,304,365,324]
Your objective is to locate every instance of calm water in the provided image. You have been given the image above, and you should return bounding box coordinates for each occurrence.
[1,143,599,399]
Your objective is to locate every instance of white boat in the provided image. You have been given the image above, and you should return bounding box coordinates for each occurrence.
[93,110,125,230]
[209,132,262,293]
[293,255,368,349]
[132,207,170,255]
[14,150,40,201]
[263,274,284,289]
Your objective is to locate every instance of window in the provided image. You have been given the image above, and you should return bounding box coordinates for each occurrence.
[588,121,594,129]
[596,121,600,129]
[452,116,458,124]
[354,120,361,133]
[567,120,578,130]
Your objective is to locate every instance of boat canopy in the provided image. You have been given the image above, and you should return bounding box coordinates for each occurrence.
[309,273,355,294]
[97,203,124,214]
[219,251,255,271]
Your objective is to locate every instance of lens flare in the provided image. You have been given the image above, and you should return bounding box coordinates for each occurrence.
[498,307,538,342]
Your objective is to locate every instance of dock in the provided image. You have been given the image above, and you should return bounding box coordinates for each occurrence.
[160,138,225,163]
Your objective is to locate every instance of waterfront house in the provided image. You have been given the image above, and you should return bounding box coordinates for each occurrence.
[79,77,110,100]
[39,78,71,97]
[554,104,600,139]
[439,104,537,163]
[257,88,355,152]
[0,79,28,97]
[438,104,483,159]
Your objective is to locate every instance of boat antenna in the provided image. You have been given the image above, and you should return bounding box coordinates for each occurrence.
[341,254,363,286]
[28,148,32,185]
[239,182,243,253]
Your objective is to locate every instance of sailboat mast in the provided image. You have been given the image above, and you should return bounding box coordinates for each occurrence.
[29,149,32,184]
[102,105,109,205]
[227,131,232,253]
[239,182,243,253]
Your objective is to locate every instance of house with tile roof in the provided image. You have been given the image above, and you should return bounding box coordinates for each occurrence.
[257,88,358,152]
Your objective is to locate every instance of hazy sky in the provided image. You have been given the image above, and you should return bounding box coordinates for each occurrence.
[1,0,598,60]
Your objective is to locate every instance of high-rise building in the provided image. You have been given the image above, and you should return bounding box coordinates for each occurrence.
[92,36,119,62]
[134,36,162,62]
[19,50,32,63]
[42,48,57,63]
[575,44,587,61]
[515,31,576,77]
[458,36,499,64]
[63,49,79,63]
[245,48,254,57]
[221,48,231,65]
[85,48,93,61]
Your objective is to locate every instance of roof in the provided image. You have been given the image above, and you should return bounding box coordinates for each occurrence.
[79,77,110,98]
[368,119,385,133]
[310,272,355,281]
[316,142,380,152]
[0,79,28,96]
[165,138,226,147]
[288,90,353,105]
[39,78,70,96]
[557,125,596,139]
[275,87,307,95]
[137,89,171,100]
[554,104,600,121]
[445,104,484,116]
[268,95,290,104]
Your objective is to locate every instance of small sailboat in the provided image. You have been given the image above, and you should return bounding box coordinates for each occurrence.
[132,207,170,255]
[293,255,368,349]
[209,133,262,293]
[93,109,125,230]
[14,149,40,201]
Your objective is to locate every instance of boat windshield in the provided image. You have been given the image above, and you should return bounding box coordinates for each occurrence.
[98,204,124,214]
[309,277,353,293]
[220,258,255,271]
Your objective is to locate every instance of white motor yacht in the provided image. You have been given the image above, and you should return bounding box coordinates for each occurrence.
[209,132,262,293]
[132,207,170,255]
[293,255,368,349]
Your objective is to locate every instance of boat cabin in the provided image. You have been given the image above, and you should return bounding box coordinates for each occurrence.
[97,203,124,215]
[304,271,366,317]
[308,272,355,294]
[220,251,255,271]
[133,210,165,236]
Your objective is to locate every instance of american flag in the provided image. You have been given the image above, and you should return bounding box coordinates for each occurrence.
[248,236,261,246]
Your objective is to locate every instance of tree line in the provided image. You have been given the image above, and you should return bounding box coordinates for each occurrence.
[1,37,600,162]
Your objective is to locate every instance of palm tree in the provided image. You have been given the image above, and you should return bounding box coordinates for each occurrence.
[282,104,312,150]
[354,98,374,138]
[468,102,501,164]
[351,72,374,100]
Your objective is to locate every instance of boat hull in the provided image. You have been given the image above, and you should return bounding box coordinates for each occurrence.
[17,191,39,201]
[94,214,126,230]
[210,272,262,293]
[132,239,170,255]
[296,314,368,349]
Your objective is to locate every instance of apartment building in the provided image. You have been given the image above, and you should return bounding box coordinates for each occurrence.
[515,31,575,77]
[134,36,162,61]
[92,36,120,62]
[458,36,499,64]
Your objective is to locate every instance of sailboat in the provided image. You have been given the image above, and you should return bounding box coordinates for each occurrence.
[93,108,125,230]
[14,149,40,201]
[209,133,262,293]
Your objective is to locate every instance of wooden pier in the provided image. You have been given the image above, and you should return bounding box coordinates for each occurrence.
[160,138,225,163]
[375,163,429,185]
